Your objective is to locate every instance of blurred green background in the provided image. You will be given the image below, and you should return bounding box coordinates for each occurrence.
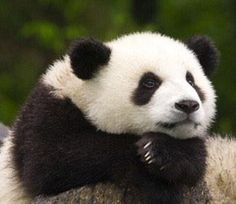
[0,0,236,135]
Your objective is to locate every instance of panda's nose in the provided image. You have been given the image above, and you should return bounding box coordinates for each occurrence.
[175,100,199,114]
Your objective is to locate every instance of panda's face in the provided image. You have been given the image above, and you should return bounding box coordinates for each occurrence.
[44,33,218,138]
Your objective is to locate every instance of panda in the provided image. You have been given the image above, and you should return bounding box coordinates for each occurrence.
[0,32,218,204]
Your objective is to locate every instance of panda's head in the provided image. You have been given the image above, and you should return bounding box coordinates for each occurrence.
[43,32,218,139]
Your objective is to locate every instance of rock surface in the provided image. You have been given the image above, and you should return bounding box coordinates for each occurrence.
[33,181,211,204]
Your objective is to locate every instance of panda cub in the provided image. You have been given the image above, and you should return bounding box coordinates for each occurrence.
[0,32,218,204]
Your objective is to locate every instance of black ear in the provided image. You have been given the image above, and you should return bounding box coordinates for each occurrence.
[186,36,219,77]
[69,38,111,80]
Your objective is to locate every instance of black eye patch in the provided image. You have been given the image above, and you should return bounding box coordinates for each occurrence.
[186,71,205,102]
[132,72,162,105]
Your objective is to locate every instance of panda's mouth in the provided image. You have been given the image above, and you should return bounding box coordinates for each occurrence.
[158,119,200,129]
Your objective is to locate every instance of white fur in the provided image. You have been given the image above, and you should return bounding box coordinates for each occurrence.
[0,132,31,204]
[43,32,216,139]
[205,136,236,203]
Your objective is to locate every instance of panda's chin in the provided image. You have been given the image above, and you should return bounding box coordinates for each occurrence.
[159,119,201,130]
[157,119,204,139]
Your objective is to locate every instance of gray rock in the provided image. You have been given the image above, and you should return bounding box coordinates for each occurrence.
[33,181,211,204]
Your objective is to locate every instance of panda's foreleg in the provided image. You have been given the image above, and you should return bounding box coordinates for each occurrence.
[19,131,139,196]
[8,130,205,203]
[18,130,184,203]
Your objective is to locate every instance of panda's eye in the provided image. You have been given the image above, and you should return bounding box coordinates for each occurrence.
[186,71,195,86]
[139,72,161,90]
[142,78,157,88]
[133,72,162,105]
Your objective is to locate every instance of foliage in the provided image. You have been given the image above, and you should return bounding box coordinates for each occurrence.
[0,0,236,135]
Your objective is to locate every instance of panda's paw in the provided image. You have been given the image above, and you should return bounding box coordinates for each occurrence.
[136,133,170,168]
[136,132,176,177]
[136,133,206,184]
[136,135,157,165]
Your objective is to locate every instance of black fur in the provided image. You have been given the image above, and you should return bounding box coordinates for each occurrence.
[132,72,162,105]
[186,71,205,102]
[11,82,206,203]
[186,35,219,77]
[69,38,111,80]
